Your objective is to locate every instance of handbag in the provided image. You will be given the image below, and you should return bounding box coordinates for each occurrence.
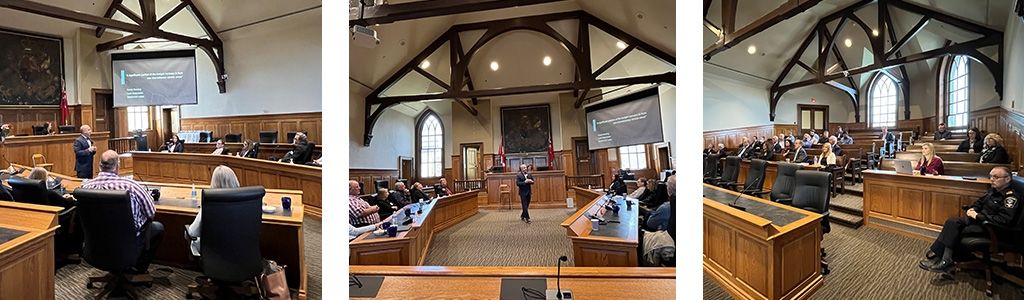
[259,259,291,300]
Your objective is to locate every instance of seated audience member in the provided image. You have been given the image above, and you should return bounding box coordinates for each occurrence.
[919,166,1020,272]
[828,136,844,156]
[629,178,651,200]
[43,122,55,135]
[703,144,715,155]
[608,173,627,196]
[835,126,845,137]
[238,139,258,158]
[809,130,820,144]
[839,132,854,144]
[957,128,983,153]
[711,143,726,156]
[790,139,808,162]
[779,140,792,158]
[934,123,953,140]
[369,188,397,219]
[735,137,751,157]
[980,133,1011,164]
[645,175,675,232]
[881,127,896,157]
[350,215,393,241]
[816,143,837,168]
[81,150,162,274]
[916,143,944,175]
[280,132,314,164]
[165,134,185,153]
[26,167,73,207]
[348,180,380,227]
[437,178,453,196]
[185,165,239,257]
[210,139,228,155]
[409,182,429,203]
[389,182,411,206]
[801,134,813,148]
[819,130,830,144]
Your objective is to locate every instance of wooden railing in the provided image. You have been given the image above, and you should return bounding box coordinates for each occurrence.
[566,174,604,189]
[108,137,137,154]
[453,179,485,192]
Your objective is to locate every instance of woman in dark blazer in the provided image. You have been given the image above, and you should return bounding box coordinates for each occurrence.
[957,128,983,153]
[166,134,185,153]
[916,143,944,175]
[980,133,1010,164]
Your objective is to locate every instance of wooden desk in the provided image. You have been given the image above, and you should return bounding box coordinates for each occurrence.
[0,132,110,176]
[737,160,821,193]
[0,201,61,300]
[561,187,638,267]
[862,170,990,240]
[128,151,323,218]
[30,166,309,299]
[703,184,823,300]
[182,142,322,161]
[484,170,566,209]
[349,265,675,299]
[349,190,479,265]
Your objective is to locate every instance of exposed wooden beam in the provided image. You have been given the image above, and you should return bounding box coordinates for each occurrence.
[351,0,564,26]
[453,98,479,115]
[721,0,737,35]
[574,88,591,108]
[96,33,146,52]
[796,61,816,75]
[157,1,188,27]
[0,0,144,34]
[887,0,999,37]
[95,0,124,37]
[886,16,929,59]
[704,0,822,60]
[116,4,143,25]
[374,72,674,104]
[413,67,452,90]
[593,45,635,77]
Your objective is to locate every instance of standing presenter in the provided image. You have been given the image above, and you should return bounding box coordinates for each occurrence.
[516,164,535,223]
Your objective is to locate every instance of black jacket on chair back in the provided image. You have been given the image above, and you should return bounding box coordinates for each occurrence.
[200,186,266,282]
[73,189,139,272]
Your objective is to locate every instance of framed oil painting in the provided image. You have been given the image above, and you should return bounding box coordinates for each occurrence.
[0,28,64,106]
[500,104,552,153]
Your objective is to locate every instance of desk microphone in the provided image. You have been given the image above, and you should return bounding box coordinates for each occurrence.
[546,256,572,299]
[730,171,764,211]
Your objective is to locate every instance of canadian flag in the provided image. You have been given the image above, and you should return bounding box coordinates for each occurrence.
[498,136,506,172]
[60,80,69,125]
[547,137,555,169]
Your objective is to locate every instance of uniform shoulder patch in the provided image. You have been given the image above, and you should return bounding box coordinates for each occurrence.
[1006,196,1018,208]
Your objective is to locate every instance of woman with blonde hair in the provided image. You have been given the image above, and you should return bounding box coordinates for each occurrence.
[980,133,1010,164]
[916,143,944,175]
[815,142,837,167]
[185,165,240,256]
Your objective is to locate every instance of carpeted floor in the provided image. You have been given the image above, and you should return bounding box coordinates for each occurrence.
[55,216,322,300]
[423,208,577,266]
[703,224,1024,300]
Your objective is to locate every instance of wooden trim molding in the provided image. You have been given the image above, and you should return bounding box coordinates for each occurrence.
[703,124,798,149]
[180,112,322,145]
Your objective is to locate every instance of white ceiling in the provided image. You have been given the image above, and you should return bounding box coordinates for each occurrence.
[703,0,1012,89]
[349,0,677,97]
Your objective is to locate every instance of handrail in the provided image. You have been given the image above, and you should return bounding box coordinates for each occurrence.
[566,174,604,190]
[108,137,137,154]
[453,179,485,192]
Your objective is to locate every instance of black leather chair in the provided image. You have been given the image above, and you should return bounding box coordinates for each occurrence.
[31,125,47,135]
[714,156,741,190]
[739,159,768,195]
[286,131,299,143]
[374,179,389,191]
[956,177,1024,297]
[245,142,261,159]
[702,154,720,183]
[187,187,266,298]
[259,131,278,144]
[59,125,76,134]
[299,142,317,164]
[9,176,79,265]
[788,170,833,275]
[199,131,212,143]
[224,133,242,143]
[73,189,152,299]
[769,163,801,202]
[135,134,149,151]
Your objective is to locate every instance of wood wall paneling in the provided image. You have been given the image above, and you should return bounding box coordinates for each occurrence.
[703,124,798,150]
[1,132,110,176]
[180,112,322,145]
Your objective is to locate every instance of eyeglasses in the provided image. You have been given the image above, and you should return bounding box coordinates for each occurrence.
[990,175,1010,179]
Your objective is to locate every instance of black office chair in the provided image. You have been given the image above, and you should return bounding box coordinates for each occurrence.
[769,163,801,202]
[715,156,741,190]
[374,179,389,191]
[31,125,47,135]
[286,131,299,143]
[955,176,1024,297]
[9,176,79,265]
[739,159,768,195]
[702,154,720,184]
[789,170,833,275]
[245,142,261,159]
[199,131,212,143]
[73,189,154,299]
[135,134,149,151]
[259,131,278,144]
[187,186,266,299]
[59,125,77,134]
[297,142,317,165]
[224,133,242,143]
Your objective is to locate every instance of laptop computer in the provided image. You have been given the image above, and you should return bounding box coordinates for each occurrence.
[894,160,914,175]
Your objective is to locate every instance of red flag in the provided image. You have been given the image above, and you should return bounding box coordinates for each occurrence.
[59,80,69,125]
[498,137,506,172]
[547,138,555,169]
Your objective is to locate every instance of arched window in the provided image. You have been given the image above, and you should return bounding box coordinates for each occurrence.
[947,55,969,129]
[869,73,898,128]
[417,111,444,178]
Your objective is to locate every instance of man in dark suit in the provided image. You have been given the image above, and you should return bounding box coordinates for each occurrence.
[389,182,411,207]
[73,125,97,179]
[281,132,313,164]
[516,164,535,223]
[409,182,429,203]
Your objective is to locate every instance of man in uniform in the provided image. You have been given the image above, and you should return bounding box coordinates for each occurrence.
[919,166,1021,272]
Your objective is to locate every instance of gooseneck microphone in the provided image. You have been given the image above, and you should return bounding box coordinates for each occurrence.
[557,256,567,299]
[730,170,764,211]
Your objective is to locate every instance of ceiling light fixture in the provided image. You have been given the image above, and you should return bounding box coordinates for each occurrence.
[871,29,879,36]
[490,61,499,71]
[844,38,853,47]
[616,41,626,49]
[542,56,551,66]
[747,45,757,54]
[420,60,430,69]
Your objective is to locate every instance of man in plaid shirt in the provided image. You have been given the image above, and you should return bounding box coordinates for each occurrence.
[349,180,380,227]
[82,150,163,273]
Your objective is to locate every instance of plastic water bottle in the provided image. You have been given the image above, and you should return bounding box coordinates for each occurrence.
[191,184,197,201]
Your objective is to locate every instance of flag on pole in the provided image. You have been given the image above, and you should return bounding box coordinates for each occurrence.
[59,80,69,125]
[499,136,506,172]
[547,137,555,169]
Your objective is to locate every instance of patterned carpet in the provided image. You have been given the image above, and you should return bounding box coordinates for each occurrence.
[703,225,1024,300]
[423,208,577,266]
[55,217,322,299]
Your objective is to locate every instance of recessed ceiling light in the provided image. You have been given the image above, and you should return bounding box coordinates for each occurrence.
[871,29,879,36]
[490,61,499,71]
[616,41,626,49]
[420,60,430,69]
[747,45,757,54]
[542,56,551,66]
[844,38,853,47]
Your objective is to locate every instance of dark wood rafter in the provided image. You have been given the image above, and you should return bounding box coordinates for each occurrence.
[363,11,676,145]
[0,0,229,93]
[351,0,564,26]
[703,0,823,60]
[768,0,1003,122]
